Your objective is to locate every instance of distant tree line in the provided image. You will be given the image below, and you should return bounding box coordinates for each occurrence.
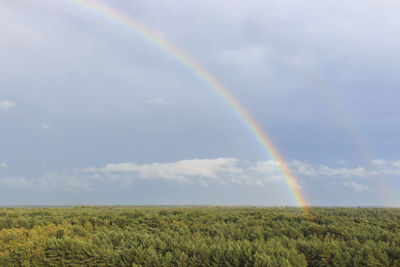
[0,206,399,266]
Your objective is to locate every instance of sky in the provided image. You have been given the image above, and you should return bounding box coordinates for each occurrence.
[1,0,400,206]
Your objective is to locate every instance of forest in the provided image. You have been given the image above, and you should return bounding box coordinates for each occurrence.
[0,206,399,266]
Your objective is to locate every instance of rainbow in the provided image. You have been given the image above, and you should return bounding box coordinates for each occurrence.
[69,0,310,214]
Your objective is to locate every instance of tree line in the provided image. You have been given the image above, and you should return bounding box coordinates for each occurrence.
[0,206,399,266]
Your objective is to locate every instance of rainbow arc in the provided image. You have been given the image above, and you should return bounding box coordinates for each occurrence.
[70,0,311,214]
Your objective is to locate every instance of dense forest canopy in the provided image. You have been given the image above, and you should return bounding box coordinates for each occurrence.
[0,206,399,266]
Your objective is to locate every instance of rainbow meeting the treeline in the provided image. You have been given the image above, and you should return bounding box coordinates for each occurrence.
[69,0,310,214]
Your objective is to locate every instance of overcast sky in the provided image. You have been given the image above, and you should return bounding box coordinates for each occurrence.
[1,0,400,206]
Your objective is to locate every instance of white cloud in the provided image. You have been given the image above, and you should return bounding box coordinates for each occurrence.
[372,159,387,167]
[82,158,288,187]
[344,181,369,192]
[39,158,388,191]
[318,166,368,178]
[65,176,90,191]
[41,124,53,131]
[86,158,295,187]
[0,162,7,169]
[0,100,15,110]
[0,177,30,188]
[290,160,318,177]
[97,158,241,182]
[391,161,400,168]
[371,159,400,175]
[2,158,392,192]
[290,160,370,179]
[249,160,282,182]
[37,171,93,192]
[31,158,245,190]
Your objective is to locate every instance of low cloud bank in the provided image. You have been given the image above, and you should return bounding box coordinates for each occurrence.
[1,157,393,193]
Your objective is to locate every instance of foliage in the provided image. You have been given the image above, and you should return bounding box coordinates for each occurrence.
[0,206,398,266]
